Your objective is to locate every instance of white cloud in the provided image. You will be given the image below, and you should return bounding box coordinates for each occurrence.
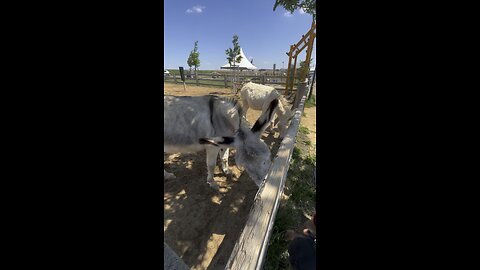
[299,8,307,14]
[283,11,293,17]
[186,5,205,14]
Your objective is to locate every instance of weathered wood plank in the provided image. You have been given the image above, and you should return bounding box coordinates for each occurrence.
[293,81,308,109]
[226,93,309,270]
[193,77,226,82]
[164,243,190,270]
[193,73,289,79]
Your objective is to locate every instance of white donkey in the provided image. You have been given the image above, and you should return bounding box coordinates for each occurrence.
[239,82,294,139]
[164,95,278,189]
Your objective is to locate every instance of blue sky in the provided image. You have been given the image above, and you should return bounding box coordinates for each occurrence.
[164,0,316,70]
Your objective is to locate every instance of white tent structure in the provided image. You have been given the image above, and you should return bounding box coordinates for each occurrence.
[221,48,257,70]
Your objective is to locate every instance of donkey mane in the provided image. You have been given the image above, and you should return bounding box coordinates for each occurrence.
[207,95,244,117]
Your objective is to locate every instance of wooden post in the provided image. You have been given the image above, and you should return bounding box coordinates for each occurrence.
[195,73,199,86]
[303,21,316,85]
[284,21,316,96]
[293,81,307,109]
[261,74,266,85]
[173,73,177,84]
[224,74,228,88]
[308,65,316,100]
[291,56,298,94]
[285,45,294,95]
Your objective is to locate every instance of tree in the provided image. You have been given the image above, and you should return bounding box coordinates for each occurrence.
[187,41,200,78]
[285,59,311,87]
[298,58,312,82]
[273,0,316,18]
[225,35,242,91]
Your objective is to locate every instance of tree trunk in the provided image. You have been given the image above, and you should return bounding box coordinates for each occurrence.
[195,67,199,86]
[230,64,234,92]
[234,66,237,93]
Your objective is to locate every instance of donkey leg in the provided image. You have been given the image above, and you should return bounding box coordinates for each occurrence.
[219,148,230,175]
[243,104,249,119]
[205,147,220,189]
[260,99,278,132]
[164,152,176,179]
[270,113,277,131]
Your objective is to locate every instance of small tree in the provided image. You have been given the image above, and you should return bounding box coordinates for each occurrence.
[187,41,200,78]
[225,34,242,91]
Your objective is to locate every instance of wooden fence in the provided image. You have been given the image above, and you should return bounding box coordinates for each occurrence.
[225,84,310,270]
[164,243,190,270]
[164,72,299,92]
[163,81,312,270]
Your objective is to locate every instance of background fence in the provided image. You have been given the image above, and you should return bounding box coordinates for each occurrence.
[164,71,301,92]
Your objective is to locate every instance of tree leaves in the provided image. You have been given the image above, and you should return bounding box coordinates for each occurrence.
[298,58,312,81]
[273,0,316,17]
[187,41,200,70]
[225,34,242,67]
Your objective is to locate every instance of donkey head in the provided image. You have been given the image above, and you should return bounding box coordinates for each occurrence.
[278,108,295,139]
[199,131,271,187]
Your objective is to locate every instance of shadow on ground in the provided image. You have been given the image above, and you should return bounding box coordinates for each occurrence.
[164,129,282,270]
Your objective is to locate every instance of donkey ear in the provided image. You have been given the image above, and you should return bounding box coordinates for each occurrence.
[251,99,279,135]
[199,136,235,146]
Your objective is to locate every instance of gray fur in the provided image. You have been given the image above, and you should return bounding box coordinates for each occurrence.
[239,82,294,139]
[164,95,273,188]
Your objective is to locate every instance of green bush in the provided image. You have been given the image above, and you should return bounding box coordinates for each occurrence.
[305,95,316,108]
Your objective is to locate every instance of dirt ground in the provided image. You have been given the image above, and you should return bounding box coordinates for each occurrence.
[164,82,316,269]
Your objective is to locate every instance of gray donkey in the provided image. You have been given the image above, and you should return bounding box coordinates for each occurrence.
[164,95,278,189]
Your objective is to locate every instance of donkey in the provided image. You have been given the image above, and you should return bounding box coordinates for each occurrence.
[164,95,278,189]
[238,82,294,139]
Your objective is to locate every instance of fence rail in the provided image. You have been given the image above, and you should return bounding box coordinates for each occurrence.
[164,243,190,270]
[164,72,300,91]
[225,87,310,270]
